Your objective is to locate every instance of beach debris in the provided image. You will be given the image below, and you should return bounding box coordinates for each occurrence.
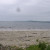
[32,33,37,34]
[43,37,50,38]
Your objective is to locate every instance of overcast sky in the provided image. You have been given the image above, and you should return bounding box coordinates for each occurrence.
[0,0,50,21]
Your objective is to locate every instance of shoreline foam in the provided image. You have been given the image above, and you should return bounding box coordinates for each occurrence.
[0,29,50,31]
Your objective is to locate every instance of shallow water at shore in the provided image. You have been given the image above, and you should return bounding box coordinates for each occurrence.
[0,21,50,29]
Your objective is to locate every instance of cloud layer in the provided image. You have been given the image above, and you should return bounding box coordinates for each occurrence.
[0,0,16,5]
[0,0,50,21]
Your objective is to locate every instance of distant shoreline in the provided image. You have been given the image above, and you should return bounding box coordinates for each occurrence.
[0,21,50,22]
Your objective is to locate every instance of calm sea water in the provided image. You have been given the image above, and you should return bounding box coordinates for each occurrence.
[0,21,50,30]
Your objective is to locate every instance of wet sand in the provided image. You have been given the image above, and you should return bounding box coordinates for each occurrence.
[0,29,50,47]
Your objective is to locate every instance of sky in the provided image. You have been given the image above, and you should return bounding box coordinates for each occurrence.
[0,0,50,21]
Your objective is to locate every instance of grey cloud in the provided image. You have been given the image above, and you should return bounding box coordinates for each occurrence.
[0,0,50,21]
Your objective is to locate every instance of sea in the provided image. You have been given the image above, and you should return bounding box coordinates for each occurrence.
[0,21,50,30]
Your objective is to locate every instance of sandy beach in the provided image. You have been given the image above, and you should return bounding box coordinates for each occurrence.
[0,29,50,47]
